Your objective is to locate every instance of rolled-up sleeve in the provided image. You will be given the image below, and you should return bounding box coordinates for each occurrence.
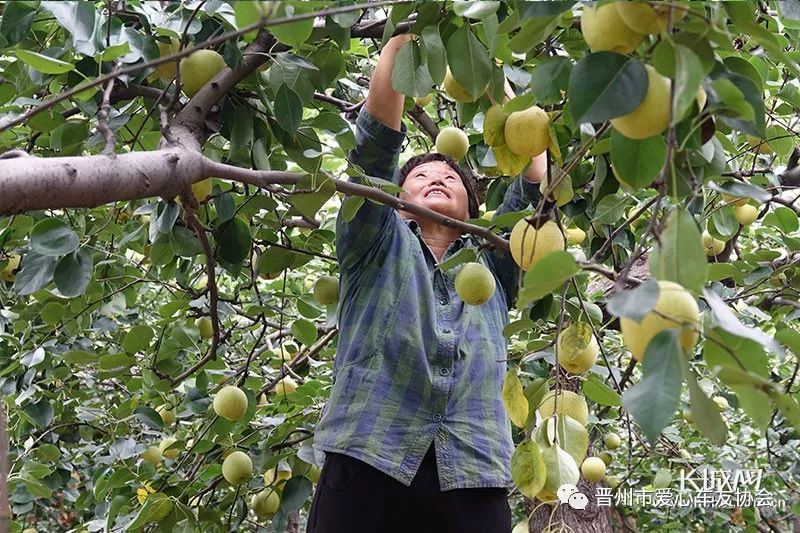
[486,176,542,308]
[336,107,407,271]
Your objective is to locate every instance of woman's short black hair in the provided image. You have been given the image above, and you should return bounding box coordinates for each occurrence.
[398,153,480,219]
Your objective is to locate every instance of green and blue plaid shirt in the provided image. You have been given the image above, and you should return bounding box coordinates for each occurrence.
[312,107,541,490]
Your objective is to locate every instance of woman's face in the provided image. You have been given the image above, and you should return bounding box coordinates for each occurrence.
[399,161,470,222]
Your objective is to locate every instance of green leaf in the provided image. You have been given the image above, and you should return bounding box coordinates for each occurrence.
[0,1,38,46]
[291,319,318,346]
[622,330,683,444]
[135,406,165,430]
[63,350,98,366]
[280,476,313,512]
[125,492,173,531]
[768,390,800,434]
[270,6,313,48]
[274,84,302,135]
[24,399,54,428]
[340,195,364,223]
[519,251,579,307]
[508,16,560,54]
[568,53,648,125]
[445,25,492,99]
[15,49,75,74]
[437,247,477,273]
[421,25,446,84]
[40,1,98,56]
[54,248,93,297]
[510,439,546,499]
[228,103,254,160]
[764,206,799,234]
[170,227,203,258]
[672,45,703,124]
[710,78,755,121]
[682,357,727,445]
[649,207,708,294]
[530,56,572,106]
[391,40,434,98]
[583,375,622,406]
[709,205,738,241]
[123,325,154,354]
[709,181,772,203]
[290,174,336,219]
[502,369,529,428]
[452,1,500,19]
[31,218,79,256]
[702,289,784,355]
[775,328,800,358]
[215,218,251,264]
[13,252,58,295]
[592,193,627,224]
[607,278,659,322]
[610,131,667,188]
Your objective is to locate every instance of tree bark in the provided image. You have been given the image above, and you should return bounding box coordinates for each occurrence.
[526,478,615,532]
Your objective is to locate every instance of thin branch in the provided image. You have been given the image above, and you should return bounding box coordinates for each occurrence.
[97,73,117,155]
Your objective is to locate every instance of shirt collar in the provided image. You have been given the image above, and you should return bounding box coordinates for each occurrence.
[404,219,473,250]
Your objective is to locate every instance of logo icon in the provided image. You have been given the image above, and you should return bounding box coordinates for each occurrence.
[558,484,589,510]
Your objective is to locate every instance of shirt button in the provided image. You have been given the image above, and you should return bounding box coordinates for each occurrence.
[440,367,449,376]
[433,413,443,422]
[439,298,447,305]
[442,328,451,334]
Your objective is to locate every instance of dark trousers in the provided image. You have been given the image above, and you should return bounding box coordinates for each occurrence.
[306,444,512,533]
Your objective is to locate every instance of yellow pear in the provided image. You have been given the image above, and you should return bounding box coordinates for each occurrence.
[606,475,622,488]
[222,451,253,485]
[141,445,163,466]
[156,405,176,426]
[565,227,586,245]
[615,1,689,35]
[313,275,339,304]
[504,106,550,158]
[192,179,213,201]
[264,466,292,487]
[713,395,729,411]
[444,67,484,102]
[604,432,621,450]
[682,407,694,423]
[251,488,280,518]
[273,376,298,395]
[747,135,772,154]
[455,262,496,305]
[537,390,589,426]
[509,219,565,272]
[159,437,180,460]
[213,385,249,421]
[620,280,700,361]
[581,2,645,54]
[735,204,758,225]
[722,194,748,207]
[195,316,213,339]
[1,254,21,282]
[435,126,470,160]
[702,230,725,257]
[152,37,180,81]
[180,49,226,97]
[415,94,433,106]
[610,65,671,140]
[581,457,607,482]
[536,445,580,503]
[557,323,599,374]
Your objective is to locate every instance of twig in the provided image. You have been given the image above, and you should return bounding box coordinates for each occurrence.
[97,73,118,155]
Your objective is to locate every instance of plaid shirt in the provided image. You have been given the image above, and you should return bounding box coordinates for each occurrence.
[312,107,541,490]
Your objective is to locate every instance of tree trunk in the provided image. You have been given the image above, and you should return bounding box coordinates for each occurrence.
[526,479,618,532]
